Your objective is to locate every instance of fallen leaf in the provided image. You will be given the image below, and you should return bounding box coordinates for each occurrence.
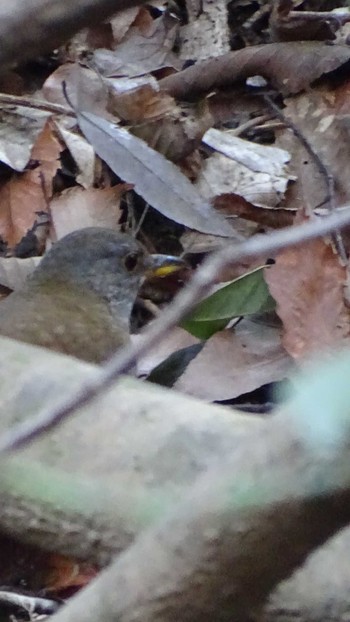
[196,150,292,207]
[0,256,41,290]
[43,64,108,114]
[135,327,200,377]
[265,237,350,359]
[175,319,292,401]
[110,7,141,43]
[181,266,276,339]
[77,110,233,237]
[276,82,350,221]
[214,193,295,228]
[203,129,291,177]
[108,76,178,123]
[0,121,62,246]
[92,12,181,77]
[0,106,51,171]
[160,42,350,99]
[54,120,95,189]
[50,185,128,240]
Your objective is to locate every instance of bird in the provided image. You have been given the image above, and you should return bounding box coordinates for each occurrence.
[0,227,184,364]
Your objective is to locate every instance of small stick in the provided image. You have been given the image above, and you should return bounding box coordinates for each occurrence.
[0,93,74,117]
[231,113,273,137]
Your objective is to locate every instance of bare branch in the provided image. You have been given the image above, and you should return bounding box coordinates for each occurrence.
[47,410,350,622]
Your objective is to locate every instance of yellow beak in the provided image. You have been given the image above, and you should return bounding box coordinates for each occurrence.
[146,254,187,279]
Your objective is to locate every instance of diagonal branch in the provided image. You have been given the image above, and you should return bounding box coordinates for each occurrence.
[47,406,350,622]
[0,209,350,454]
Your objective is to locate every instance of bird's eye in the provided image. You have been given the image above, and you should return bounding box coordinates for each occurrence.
[124,251,140,272]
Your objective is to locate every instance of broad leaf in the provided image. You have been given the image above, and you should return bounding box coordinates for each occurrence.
[77,111,233,237]
[181,266,275,339]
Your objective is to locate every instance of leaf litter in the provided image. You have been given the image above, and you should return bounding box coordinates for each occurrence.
[3,0,350,598]
[0,5,349,421]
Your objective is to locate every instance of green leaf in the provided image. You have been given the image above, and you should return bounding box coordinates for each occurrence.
[181,266,276,339]
[147,343,204,388]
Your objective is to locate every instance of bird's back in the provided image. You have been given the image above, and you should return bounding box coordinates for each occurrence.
[0,281,130,364]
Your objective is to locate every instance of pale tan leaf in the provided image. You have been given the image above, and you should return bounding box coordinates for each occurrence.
[108,77,179,123]
[196,152,290,207]
[50,185,128,240]
[175,319,292,401]
[203,129,291,177]
[0,256,41,290]
[0,106,51,172]
[55,121,95,189]
[92,12,181,78]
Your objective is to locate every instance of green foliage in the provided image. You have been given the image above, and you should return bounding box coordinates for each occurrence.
[147,343,204,387]
[181,266,276,339]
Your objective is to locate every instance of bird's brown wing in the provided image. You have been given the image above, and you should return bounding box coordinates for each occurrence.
[0,284,130,364]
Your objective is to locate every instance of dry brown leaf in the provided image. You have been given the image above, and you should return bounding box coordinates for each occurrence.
[0,121,62,247]
[132,100,213,162]
[175,319,292,401]
[214,194,295,228]
[108,77,179,123]
[265,238,350,360]
[130,5,154,35]
[50,185,129,240]
[160,42,350,99]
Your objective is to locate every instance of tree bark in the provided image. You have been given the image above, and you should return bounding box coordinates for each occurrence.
[0,339,350,622]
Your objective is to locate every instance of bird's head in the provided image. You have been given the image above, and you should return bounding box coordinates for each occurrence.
[31,227,185,322]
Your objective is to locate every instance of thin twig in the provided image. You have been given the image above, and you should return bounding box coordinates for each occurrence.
[0,93,75,117]
[134,203,150,238]
[231,113,273,137]
[1,209,350,454]
[263,93,347,263]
